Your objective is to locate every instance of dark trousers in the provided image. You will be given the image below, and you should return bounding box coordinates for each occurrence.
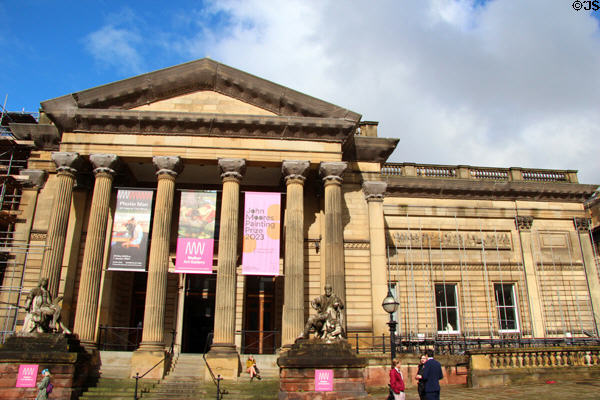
[425,391,440,400]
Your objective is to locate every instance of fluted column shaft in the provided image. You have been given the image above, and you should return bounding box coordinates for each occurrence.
[281,160,309,346]
[212,158,245,349]
[363,181,389,336]
[574,218,600,335]
[320,162,347,309]
[73,154,118,346]
[41,152,82,298]
[213,177,241,345]
[139,156,182,351]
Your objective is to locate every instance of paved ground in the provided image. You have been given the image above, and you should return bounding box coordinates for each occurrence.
[233,379,600,399]
[367,380,600,400]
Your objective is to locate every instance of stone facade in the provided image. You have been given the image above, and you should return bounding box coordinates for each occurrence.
[0,59,598,382]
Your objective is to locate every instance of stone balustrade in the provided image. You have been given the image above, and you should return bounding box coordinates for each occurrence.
[468,346,600,388]
[382,162,579,183]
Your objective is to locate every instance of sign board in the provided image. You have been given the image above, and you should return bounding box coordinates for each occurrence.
[16,364,38,388]
[242,192,281,276]
[314,369,333,392]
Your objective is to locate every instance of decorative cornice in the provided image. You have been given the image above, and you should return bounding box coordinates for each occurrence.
[42,108,357,142]
[574,217,591,232]
[153,156,183,177]
[385,176,597,203]
[343,136,399,162]
[516,216,533,231]
[9,123,60,150]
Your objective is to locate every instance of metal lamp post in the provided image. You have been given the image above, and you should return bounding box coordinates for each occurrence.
[382,289,399,362]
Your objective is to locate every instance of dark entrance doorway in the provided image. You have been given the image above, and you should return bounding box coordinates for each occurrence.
[182,274,216,353]
[242,276,280,354]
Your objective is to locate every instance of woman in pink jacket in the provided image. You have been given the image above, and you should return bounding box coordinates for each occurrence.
[389,358,405,400]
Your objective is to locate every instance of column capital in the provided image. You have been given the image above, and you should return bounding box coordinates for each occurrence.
[19,169,47,188]
[153,156,183,177]
[362,181,387,202]
[282,160,309,184]
[574,217,591,232]
[90,154,120,176]
[218,158,246,181]
[319,162,347,184]
[516,216,533,231]
[52,152,84,175]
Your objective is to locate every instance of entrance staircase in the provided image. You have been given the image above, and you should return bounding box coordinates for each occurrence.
[80,353,280,399]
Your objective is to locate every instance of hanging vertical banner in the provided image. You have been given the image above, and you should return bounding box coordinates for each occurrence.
[175,190,217,274]
[242,192,281,276]
[108,189,154,271]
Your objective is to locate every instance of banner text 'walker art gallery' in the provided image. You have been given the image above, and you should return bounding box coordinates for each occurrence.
[108,189,154,271]
[242,192,281,276]
[175,191,217,273]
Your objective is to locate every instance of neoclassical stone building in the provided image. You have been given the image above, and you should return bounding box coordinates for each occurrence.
[1,59,598,378]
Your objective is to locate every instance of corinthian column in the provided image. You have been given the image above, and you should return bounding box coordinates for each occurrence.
[41,152,83,297]
[281,160,309,346]
[139,156,183,352]
[319,162,347,318]
[212,158,246,350]
[574,218,600,335]
[363,181,389,336]
[73,154,119,347]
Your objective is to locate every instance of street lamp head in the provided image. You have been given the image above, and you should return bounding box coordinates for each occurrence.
[381,290,399,314]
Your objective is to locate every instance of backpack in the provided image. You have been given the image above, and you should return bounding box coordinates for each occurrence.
[46,382,53,394]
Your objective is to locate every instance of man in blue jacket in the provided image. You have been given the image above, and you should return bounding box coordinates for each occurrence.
[417,349,443,400]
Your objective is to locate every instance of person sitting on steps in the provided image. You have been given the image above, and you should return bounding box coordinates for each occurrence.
[246,355,261,381]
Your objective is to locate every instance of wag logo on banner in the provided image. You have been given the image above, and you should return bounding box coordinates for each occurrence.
[175,191,217,274]
[16,364,38,387]
[314,369,333,392]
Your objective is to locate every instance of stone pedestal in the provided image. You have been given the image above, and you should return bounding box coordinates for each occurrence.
[0,334,95,400]
[278,340,368,400]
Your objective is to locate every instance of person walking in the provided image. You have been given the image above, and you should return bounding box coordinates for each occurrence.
[415,354,427,400]
[36,369,52,400]
[388,358,405,400]
[416,349,443,400]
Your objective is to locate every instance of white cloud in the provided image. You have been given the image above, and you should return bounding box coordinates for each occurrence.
[84,25,143,74]
[113,0,600,184]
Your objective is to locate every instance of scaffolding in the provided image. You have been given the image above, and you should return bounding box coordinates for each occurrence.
[0,109,40,343]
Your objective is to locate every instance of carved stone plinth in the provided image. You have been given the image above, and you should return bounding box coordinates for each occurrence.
[277,340,368,400]
[0,334,95,400]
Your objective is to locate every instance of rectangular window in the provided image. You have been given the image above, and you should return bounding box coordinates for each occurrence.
[494,283,519,332]
[435,284,459,334]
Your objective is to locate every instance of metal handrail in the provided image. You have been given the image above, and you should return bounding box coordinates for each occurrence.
[133,329,176,400]
[202,332,227,400]
[98,325,143,351]
[240,329,281,354]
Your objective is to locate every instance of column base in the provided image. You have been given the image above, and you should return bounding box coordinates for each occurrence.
[205,343,240,380]
[130,349,170,379]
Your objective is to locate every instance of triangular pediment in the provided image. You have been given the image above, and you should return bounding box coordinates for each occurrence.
[131,91,276,116]
[41,58,361,122]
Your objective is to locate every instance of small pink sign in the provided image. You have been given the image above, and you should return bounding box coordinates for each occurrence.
[315,369,333,391]
[16,364,38,388]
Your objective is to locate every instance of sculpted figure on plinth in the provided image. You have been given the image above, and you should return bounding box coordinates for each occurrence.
[21,278,71,334]
[298,284,345,343]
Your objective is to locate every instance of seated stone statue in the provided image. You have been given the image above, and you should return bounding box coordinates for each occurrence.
[298,284,345,341]
[21,278,71,334]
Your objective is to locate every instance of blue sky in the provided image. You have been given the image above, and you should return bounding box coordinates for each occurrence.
[2,1,600,184]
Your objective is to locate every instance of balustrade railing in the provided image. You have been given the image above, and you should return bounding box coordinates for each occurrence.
[382,163,578,183]
[471,346,600,369]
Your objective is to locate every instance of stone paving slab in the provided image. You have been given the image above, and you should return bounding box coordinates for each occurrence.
[368,381,600,400]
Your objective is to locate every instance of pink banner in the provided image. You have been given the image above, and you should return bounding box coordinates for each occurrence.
[16,364,38,388]
[242,192,281,276]
[315,369,333,391]
[175,191,217,274]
